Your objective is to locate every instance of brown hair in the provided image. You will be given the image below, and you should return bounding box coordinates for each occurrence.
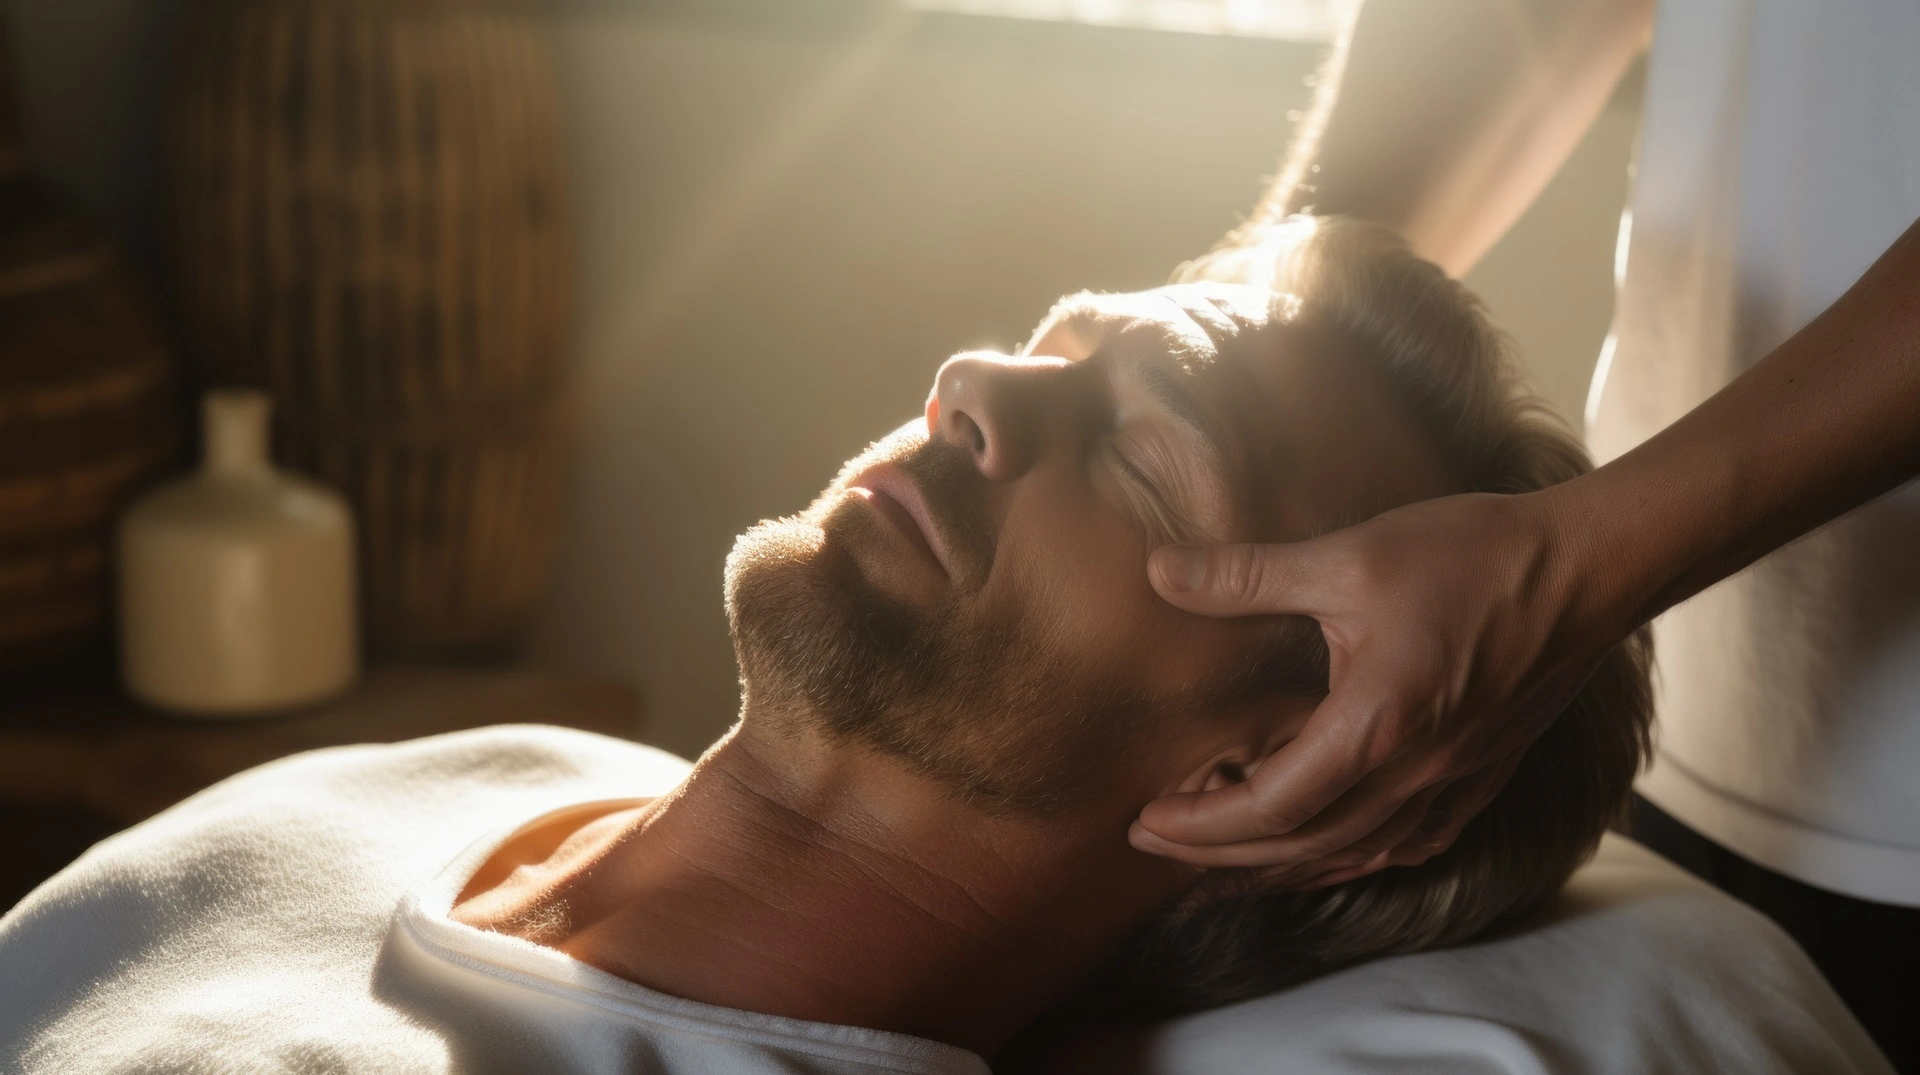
[1103,216,1654,1014]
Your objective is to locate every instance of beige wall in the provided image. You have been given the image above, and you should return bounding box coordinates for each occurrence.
[5,3,1638,758]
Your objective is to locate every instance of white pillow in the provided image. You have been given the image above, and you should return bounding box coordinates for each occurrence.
[1045,835,1894,1074]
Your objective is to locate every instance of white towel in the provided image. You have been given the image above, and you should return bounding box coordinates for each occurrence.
[0,726,1891,1074]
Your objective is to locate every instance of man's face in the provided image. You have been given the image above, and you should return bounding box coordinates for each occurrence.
[725,283,1454,817]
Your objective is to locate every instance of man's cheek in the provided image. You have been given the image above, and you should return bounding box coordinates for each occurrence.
[1000,531,1173,675]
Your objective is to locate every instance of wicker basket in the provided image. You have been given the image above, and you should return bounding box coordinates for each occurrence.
[166,0,573,657]
[0,176,180,677]
[0,18,181,677]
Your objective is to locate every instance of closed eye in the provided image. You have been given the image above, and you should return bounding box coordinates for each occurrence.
[1104,440,1189,543]
[1085,339,1237,542]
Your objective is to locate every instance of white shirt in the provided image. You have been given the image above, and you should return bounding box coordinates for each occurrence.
[1590,0,1920,905]
[0,726,1889,1073]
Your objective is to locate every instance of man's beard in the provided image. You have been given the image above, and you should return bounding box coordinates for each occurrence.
[723,427,1156,817]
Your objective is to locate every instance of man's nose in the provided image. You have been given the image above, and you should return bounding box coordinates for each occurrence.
[926,352,1074,482]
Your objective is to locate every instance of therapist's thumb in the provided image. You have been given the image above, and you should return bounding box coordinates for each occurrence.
[1149,542,1327,618]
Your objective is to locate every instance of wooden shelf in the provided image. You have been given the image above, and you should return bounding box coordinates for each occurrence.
[0,665,645,826]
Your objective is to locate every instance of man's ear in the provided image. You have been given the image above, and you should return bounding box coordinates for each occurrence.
[1176,748,1253,796]
[1170,693,1318,797]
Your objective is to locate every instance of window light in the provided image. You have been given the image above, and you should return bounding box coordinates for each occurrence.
[903,0,1350,42]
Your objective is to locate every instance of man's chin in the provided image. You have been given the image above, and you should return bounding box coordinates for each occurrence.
[722,492,873,618]
[721,420,933,642]
[723,514,826,643]
[723,507,924,739]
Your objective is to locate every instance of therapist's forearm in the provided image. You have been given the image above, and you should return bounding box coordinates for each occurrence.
[1238,0,1652,276]
[1550,214,1920,639]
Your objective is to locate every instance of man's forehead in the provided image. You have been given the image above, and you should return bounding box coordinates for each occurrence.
[1024,283,1278,366]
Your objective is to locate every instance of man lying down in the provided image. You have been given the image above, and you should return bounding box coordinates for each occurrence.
[0,219,1888,1075]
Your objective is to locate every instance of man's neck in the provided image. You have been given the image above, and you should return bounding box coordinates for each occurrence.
[500,721,1191,1057]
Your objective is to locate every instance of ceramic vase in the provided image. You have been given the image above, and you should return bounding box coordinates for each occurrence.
[118,391,358,716]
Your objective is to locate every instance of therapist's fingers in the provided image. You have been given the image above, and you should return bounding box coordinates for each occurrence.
[1384,752,1524,868]
[1247,782,1451,890]
[1148,540,1339,619]
[1129,768,1444,872]
[1153,755,1437,869]
[1129,819,1334,869]
[1311,780,1449,871]
[1232,760,1449,868]
[1226,764,1505,890]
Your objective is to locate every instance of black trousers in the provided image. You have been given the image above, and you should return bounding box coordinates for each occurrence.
[1629,796,1920,1073]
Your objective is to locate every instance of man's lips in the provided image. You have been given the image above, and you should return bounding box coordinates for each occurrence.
[847,463,951,578]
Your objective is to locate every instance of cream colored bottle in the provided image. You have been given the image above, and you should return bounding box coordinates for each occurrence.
[118,391,359,715]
